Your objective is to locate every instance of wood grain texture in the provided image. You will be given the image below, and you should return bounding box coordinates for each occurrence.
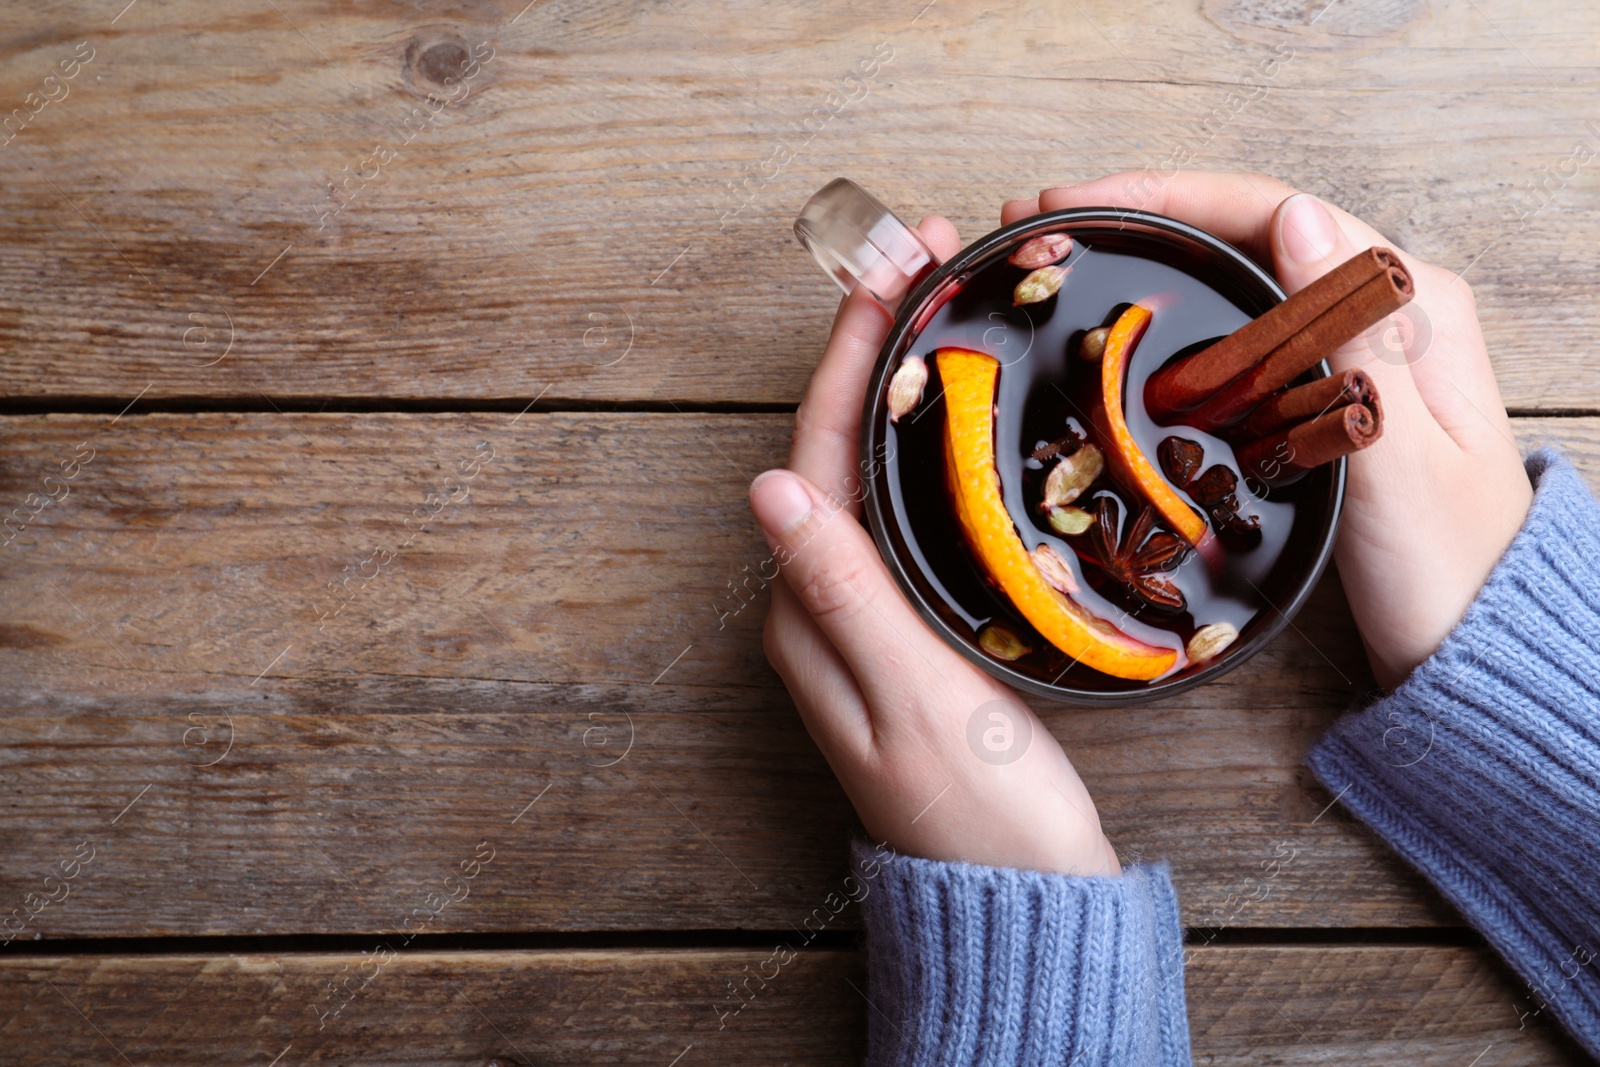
[0,1,1596,407]
[3,412,1595,937]
[4,1,1595,1057]
[0,946,1587,1065]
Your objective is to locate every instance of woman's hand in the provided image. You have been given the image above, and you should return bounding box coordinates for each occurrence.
[1003,173,1533,688]
[750,217,1120,879]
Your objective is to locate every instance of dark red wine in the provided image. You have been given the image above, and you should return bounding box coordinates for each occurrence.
[877,226,1331,691]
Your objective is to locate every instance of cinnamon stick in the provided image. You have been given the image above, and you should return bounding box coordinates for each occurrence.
[1230,368,1380,441]
[1144,247,1400,421]
[1234,402,1382,486]
[1183,264,1410,431]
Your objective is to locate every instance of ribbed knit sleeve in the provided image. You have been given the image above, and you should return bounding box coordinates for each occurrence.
[1306,449,1600,1059]
[852,840,1191,1067]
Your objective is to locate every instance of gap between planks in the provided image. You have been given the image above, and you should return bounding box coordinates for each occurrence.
[0,925,1487,959]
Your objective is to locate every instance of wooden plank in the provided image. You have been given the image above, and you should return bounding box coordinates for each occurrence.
[0,2,1596,407]
[0,946,1586,1065]
[0,413,1594,937]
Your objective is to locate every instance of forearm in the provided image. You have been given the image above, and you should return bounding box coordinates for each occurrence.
[1307,450,1600,1057]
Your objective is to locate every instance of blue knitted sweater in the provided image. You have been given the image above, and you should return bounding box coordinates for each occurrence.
[855,451,1600,1064]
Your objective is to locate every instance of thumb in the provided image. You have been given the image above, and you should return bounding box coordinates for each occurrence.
[1268,192,1427,419]
[1269,192,1363,294]
[748,468,953,705]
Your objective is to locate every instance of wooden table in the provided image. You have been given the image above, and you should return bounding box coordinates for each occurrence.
[2,1,1596,1062]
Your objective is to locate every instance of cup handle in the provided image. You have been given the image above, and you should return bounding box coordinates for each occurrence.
[793,178,939,314]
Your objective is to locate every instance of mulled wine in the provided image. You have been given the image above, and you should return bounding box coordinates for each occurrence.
[867,218,1340,697]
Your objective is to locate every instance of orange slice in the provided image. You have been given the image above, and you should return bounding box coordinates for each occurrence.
[1100,306,1208,546]
[936,347,1177,681]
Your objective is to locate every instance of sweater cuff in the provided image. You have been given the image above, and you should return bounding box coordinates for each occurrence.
[853,840,1191,1067]
[1306,449,1600,1059]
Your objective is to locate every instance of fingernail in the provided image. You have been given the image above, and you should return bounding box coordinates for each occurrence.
[750,470,813,534]
[1278,193,1340,266]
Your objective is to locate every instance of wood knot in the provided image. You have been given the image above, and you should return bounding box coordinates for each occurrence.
[418,41,469,85]
[403,33,484,99]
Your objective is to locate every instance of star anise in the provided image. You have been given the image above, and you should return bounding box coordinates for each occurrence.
[1073,497,1189,612]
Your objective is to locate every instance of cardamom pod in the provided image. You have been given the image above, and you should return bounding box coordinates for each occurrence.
[1008,232,1073,270]
[978,624,1029,661]
[1079,326,1110,362]
[1030,542,1080,595]
[1013,265,1069,306]
[1186,621,1239,664]
[1046,505,1094,536]
[886,354,928,423]
[1042,443,1103,508]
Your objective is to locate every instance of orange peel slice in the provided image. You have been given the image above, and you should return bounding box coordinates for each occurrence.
[1100,306,1209,546]
[936,346,1178,681]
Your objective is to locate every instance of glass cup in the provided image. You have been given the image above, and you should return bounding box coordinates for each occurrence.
[793,178,1345,705]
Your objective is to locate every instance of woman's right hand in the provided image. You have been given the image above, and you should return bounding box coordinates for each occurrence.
[748,218,1123,880]
[1003,173,1533,688]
